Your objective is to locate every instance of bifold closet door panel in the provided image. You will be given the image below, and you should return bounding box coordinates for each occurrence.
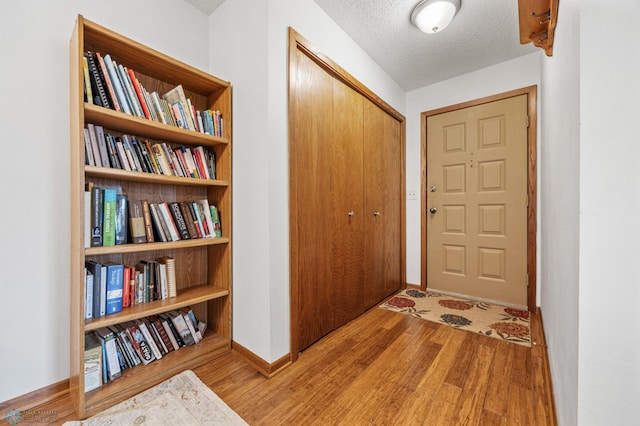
[291,48,336,351]
[331,78,365,328]
[363,100,403,308]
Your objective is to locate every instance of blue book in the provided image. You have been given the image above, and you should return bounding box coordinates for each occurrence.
[102,189,117,246]
[105,264,124,315]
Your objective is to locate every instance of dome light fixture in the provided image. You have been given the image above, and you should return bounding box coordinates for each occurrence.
[411,0,461,34]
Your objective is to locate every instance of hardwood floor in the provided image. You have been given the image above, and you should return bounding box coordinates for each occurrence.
[45,306,554,425]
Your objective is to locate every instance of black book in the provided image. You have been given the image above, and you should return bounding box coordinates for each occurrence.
[169,202,191,240]
[159,313,184,347]
[90,185,103,247]
[85,260,102,319]
[86,52,111,109]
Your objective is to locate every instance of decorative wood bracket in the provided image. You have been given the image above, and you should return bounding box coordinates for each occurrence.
[517,0,559,56]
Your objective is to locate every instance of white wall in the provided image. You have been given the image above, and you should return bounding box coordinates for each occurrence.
[404,53,542,295]
[578,1,640,424]
[0,0,208,402]
[540,0,580,424]
[209,0,405,362]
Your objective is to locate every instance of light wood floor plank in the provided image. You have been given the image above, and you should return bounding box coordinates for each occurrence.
[34,306,554,425]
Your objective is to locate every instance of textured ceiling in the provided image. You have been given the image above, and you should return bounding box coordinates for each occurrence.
[184,0,538,91]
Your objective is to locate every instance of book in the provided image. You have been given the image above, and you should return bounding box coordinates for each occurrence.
[158,202,181,241]
[210,205,222,238]
[180,310,200,343]
[157,256,176,298]
[84,186,92,248]
[115,194,128,245]
[118,64,143,118]
[179,201,199,239]
[140,200,155,243]
[86,124,103,167]
[83,129,95,166]
[148,203,168,243]
[94,327,121,382]
[84,268,93,320]
[102,188,117,246]
[85,52,110,108]
[158,312,185,348]
[128,200,146,244]
[94,125,110,169]
[197,199,215,238]
[125,322,155,365]
[169,202,190,240]
[162,85,196,131]
[85,260,102,319]
[151,316,175,353]
[84,333,102,392]
[103,54,131,115]
[145,318,168,355]
[122,265,131,308]
[93,51,119,111]
[189,202,206,238]
[181,308,202,342]
[82,55,93,105]
[90,186,103,246]
[109,326,135,368]
[114,325,140,366]
[105,263,124,315]
[136,320,163,360]
[169,310,195,346]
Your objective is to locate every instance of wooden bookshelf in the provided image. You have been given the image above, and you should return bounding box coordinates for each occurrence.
[69,15,232,418]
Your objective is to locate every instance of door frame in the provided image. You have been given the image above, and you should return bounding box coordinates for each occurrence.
[420,86,538,311]
[288,27,407,361]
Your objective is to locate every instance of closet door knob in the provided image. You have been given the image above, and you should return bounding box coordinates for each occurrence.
[373,211,381,217]
[348,211,355,217]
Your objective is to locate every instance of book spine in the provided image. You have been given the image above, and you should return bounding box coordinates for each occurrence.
[103,54,131,115]
[137,321,163,360]
[86,52,109,108]
[115,194,128,245]
[210,205,222,238]
[83,129,95,167]
[141,200,155,243]
[94,126,110,169]
[148,203,168,243]
[86,124,103,167]
[122,266,131,308]
[118,64,144,118]
[169,202,191,240]
[82,55,93,105]
[91,186,103,247]
[158,202,181,241]
[102,189,117,246]
[179,201,199,239]
[105,264,124,315]
[94,52,119,111]
[127,69,151,119]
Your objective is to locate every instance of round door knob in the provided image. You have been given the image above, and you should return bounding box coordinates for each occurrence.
[373,211,380,217]
[348,211,355,217]
[429,207,437,214]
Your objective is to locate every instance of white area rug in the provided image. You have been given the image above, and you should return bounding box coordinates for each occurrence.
[64,370,248,425]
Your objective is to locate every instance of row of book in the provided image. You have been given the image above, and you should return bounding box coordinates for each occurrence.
[83,50,224,137]
[84,256,176,320]
[86,184,222,248]
[84,123,216,180]
[84,308,206,391]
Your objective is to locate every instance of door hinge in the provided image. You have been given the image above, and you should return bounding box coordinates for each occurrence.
[526,194,529,207]
[526,115,530,128]
[526,273,530,286]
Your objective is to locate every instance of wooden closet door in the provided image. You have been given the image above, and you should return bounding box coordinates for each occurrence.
[363,100,403,308]
[331,79,365,328]
[290,48,336,351]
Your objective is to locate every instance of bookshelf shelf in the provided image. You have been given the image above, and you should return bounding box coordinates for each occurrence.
[83,285,229,332]
[85,237,229,256]
[70,15,232,418]
[85,165,230,187]
[84,104,230,148]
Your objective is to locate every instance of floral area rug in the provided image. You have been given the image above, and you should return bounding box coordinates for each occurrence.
[63,370,248,425]
[380,289,531,347]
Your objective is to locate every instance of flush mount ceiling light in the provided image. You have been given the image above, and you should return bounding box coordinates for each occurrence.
[411,0,461,34]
